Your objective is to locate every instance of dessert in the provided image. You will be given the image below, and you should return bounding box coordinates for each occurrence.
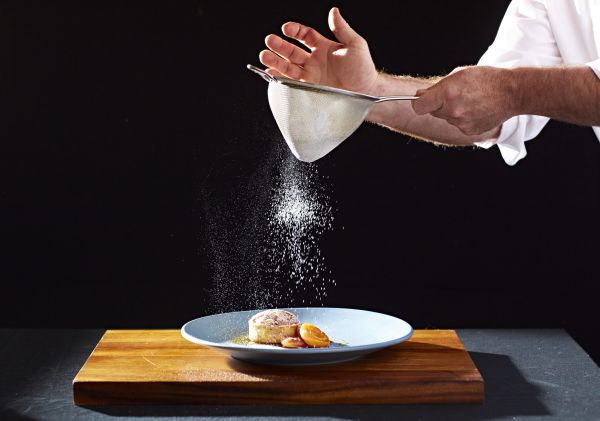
[248,309,300,344]
[247,309,332,348]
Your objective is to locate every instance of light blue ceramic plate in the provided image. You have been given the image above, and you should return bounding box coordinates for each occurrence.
[181,307,413,365]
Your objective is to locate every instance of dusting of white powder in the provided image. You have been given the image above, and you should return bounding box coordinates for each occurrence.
[274,186,315,226]
[206,143,336,312]
[260,155,336,307]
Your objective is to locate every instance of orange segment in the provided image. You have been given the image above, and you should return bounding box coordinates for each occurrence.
[299,323,330,348]
[281,336,307,348]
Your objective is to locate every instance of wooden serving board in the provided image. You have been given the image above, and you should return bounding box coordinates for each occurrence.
[73,329,483,405]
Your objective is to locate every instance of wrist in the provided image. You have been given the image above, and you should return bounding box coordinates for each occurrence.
[366,70,386,97]
[503,68,525,117]
[365,71,388,122]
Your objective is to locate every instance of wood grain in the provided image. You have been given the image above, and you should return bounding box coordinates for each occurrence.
[73,329,483,405]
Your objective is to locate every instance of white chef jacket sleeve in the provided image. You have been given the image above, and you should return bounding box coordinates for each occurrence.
[587,58,600,79]
[475,0,563,165]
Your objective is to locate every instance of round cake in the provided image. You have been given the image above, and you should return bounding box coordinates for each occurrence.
[248,309,300,344]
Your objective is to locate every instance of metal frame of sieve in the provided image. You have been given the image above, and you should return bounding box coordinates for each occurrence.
[247,64,418,102]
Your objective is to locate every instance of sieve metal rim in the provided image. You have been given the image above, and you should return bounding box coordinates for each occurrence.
[247,64,378,102]
[274,77,380,102]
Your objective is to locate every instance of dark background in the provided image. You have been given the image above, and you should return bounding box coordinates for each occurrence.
[1,1,599,363]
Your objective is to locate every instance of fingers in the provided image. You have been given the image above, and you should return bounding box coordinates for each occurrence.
[282,21,327,49]
[412,87,444,116]
[260,21,327,80]
[265,68,284,78]
[328,7,364,46]
[413,85,479,134]
[259,50,305,80]
[265,34,310,66]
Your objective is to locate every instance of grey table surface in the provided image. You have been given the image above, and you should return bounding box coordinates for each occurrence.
[0,329,598,421]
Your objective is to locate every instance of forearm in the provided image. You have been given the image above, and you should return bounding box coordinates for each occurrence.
[366,73,500,146]
[510,66,600,126]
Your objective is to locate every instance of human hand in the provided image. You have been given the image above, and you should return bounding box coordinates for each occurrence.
[412,66,514,136]
[259,7,379,94]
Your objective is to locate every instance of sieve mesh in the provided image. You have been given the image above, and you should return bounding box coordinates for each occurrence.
[267,82,374,162]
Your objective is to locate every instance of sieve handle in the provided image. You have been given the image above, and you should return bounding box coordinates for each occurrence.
[247,64,277,83]
[374,95,420,103]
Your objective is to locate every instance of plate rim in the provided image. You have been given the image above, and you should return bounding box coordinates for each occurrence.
[180,307,413,355]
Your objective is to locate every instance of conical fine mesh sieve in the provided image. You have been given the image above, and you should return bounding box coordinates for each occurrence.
[248,64,418,162]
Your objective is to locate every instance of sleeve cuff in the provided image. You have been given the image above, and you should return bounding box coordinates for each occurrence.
[475,114,550,166]
[475,117,527,166]
[586,58,600,80]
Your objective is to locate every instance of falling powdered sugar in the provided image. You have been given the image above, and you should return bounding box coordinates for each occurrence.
[204,145,336,313]
[260,155,336,307]
[273,185,315,227]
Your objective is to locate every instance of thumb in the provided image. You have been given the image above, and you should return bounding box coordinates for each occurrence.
[328,7,363,45]
[412,87,443,116]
